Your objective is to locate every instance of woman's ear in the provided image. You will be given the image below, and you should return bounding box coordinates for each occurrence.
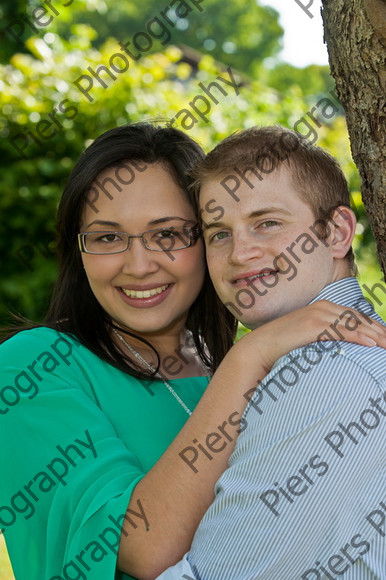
[328,206,356,259]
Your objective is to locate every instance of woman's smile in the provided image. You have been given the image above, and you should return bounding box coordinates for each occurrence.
[117,283,173,307]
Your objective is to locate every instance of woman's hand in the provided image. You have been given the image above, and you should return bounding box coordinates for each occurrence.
[235,299,386,374]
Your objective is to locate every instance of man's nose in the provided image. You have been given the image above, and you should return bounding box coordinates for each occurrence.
[228,231,264,265]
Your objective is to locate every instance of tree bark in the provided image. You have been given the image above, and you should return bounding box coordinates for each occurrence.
[321,0,386,278]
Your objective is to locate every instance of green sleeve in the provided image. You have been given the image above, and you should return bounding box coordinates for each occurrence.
[0,328,147,580]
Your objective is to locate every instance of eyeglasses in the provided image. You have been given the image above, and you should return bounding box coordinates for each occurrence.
[78,223,201,254]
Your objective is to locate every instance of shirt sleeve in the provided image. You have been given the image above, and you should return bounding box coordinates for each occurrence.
[0,329,146,580]
[170,347,386,580]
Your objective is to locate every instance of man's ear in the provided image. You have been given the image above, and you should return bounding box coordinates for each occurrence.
[328,206,356,259]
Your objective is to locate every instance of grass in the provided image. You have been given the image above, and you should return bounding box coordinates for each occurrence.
[0,537,14,580]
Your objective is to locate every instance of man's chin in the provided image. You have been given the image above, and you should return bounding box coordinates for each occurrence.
[239,315,271,330]
[240,320,260,330]
[239,308,289,330]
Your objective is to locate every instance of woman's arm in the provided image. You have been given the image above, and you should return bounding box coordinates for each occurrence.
[118,300,386,579]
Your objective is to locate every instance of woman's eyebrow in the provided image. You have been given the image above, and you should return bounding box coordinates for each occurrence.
[85,219,120,229]
[85,217,190,229]
[148,216,191,225]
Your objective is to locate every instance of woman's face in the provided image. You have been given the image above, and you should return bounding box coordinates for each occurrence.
[80,163,205,341]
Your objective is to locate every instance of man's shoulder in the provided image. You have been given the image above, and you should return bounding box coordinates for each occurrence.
[275,274,386,385]
[277,339,385,382]
[246,341,385,424]
[329,340,385,381]
[269,339,386,393]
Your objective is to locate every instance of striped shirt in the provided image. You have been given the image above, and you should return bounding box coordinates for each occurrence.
[158,277,386,580]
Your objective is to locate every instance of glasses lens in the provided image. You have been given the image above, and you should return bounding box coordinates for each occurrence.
[84,232,127,253]
[145,227,192,251]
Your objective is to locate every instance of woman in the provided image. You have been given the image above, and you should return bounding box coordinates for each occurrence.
[1,123,384,580]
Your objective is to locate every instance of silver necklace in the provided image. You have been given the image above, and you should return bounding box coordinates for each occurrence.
[113,329,210,416]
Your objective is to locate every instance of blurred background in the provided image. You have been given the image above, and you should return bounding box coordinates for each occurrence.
[0,0,385,575]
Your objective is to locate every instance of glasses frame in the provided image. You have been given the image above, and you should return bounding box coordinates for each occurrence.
[78,223,201,255]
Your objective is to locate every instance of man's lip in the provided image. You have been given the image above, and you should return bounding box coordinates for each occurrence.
[231,269,278,284]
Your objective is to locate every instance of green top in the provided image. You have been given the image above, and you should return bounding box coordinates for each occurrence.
[0,327,208,580]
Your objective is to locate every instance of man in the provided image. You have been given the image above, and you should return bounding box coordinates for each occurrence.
[159,127,386,579]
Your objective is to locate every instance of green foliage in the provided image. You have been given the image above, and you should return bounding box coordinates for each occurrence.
[0,0,28,61]
[266,63,335,98]
[1,0,283,73]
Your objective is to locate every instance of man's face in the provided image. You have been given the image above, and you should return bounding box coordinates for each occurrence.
[200,166,347,329]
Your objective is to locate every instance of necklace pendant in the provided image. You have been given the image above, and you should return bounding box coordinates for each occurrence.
[113,328,197,416]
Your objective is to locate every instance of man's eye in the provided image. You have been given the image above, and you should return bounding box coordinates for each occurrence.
[210,231,230,242]
[260,220,280,228]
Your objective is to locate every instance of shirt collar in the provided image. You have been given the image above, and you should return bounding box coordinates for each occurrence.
[308,277,365,309]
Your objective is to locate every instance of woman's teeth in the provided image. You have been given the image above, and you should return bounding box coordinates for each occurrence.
[121,284,169,299]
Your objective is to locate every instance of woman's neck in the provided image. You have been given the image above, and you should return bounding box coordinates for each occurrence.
[113,326,208,380]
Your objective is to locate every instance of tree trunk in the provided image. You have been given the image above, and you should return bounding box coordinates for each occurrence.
[321,0,386,278]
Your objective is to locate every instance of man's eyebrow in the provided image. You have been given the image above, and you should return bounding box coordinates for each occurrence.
[247,207,292,218]
[201,207,292,232]
[202,221,229,233]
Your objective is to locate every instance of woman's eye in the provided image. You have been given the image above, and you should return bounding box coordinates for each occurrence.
[99,234,120,243]
[154,229,176,239]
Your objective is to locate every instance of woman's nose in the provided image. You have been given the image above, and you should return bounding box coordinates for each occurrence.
[121,238,160,277]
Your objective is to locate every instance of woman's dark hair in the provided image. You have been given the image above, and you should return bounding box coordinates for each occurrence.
[3,123,237,379]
